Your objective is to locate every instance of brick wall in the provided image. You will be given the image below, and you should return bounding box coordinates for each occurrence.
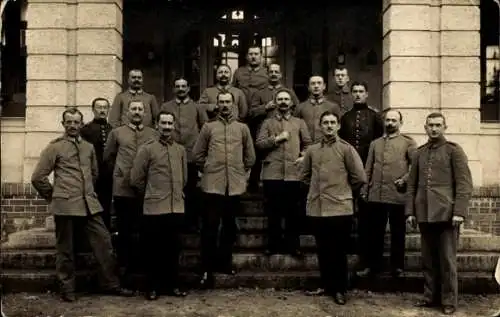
[1,183,500,241]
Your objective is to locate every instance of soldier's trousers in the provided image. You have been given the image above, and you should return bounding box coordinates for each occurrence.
[309,215,352,294]
[263,180,301,252]
[114,196,142,287]
[200,193,239,274]
[54,214,119,293]
[364,202,406,272]
[95,179,113,231]
[184,163,201,229]
[419,222,459,307]
[142,213,182,292]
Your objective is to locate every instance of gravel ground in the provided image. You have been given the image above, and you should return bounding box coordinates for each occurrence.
[2,289,499,317]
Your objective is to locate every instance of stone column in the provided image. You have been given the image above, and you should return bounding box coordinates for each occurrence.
[383,0,482,185]
[23,0,123,182]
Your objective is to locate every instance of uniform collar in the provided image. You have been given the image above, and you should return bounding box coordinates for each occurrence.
[321,135,337,146]
[64,134,82,144]
[216,84,232,91]
[268,84,282,90]
[384,132,400,139]
[175,97,191,104]
[248,65,261,72]
[428,136,447,149]
[334,85,350,94]
[128,123,144,131]
[128,88,143,95]
[159,136,174,146]
[309,97,325,105]
[275,111,291,121]
[92,118,108,125]
[217,114,235,124]
[353,103,368,110]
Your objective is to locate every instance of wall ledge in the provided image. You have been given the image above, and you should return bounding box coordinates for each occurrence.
[480,122,500,135]
[0,118,26,134]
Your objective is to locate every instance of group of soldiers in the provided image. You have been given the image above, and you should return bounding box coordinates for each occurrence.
[31,46,473,315]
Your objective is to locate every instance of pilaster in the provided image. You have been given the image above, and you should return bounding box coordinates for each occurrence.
[23,0,123,182]
[383,0,482,185]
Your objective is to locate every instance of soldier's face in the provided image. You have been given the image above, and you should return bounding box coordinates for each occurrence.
[385,110,401,134]
[216,66,231,84]
[62,113,83,137]
[352,85,368,104]
[157,114,175,138]
[128,70,143,89]
[92,100,110,120]
[320,114,340,137]
[275,91,292,112]
[247,47,262,66]
[217,93,233,116]
[174,79,190,98]
[309,76,326,96]
[425,117,446,139]
[334,69,349,87]
[268,64,282,83]
[128,101,145,124]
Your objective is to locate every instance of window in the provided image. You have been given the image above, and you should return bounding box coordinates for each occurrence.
[1,0,27,118]
[480,0,500,122]
[261,36,278,67]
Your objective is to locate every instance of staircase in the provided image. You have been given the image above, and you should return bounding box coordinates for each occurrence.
[1,193,500,293]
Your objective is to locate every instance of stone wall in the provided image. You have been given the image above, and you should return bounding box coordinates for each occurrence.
[1,183,499,243]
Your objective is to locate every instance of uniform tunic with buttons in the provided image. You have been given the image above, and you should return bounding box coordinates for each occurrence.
[326,85,352,115]
[104,123,157,197]
[294,98,341,142]
[405,137,473,223]
[31,135,102,216]
[301,137,367,217]
[193,115,256,196]
[160,98,208,163]
[363,133,417,205]
[338,103,384,164]
[256,112,312,181]
[130,138,187,215]
[232,66,269,103]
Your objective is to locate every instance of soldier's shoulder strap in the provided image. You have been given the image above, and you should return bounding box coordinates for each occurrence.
[400,134,415,141]
[49,136,65,144]
[445,140,460,147]
[367,105,379,113]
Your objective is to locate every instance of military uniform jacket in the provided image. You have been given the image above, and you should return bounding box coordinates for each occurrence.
[31,135,102,216]
[405,137,473,223]
[295,98,341,142]
[80,119,113,182]
[232,66,268,103]
[104,123,157,197]
[160,98,208,163]
[199,85,248,121]
[130,138,187,215]
[301,137,367,217]
[326,85,352,115]
[338,103,384,164]
[193,115,256,196]
[363,133,417,205]
[256,112,312,181]
[109,89,159,128]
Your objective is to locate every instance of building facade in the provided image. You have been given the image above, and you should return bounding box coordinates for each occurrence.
[1,0,500,237]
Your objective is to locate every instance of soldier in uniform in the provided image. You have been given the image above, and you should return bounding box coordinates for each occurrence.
[199,64,247,121]
[360,109,417,278]
[104,100,157,289]
[338,81,384,275]
[109,69,159,128]
[256,88,311,256]
[295,75,341,143]
[302,111,367,305]
[406,112,473,315]
[130,111,189,300]
[160,78,208,231]
[193,91,256,288]
[232,46,268,104]
[326,66,352,114]
[248,64,299,192]
[80,97,113,231]
[31,107,133,302]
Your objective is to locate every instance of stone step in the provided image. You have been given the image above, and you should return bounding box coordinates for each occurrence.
[1,249,498,272]
[1,269,498,294]
[2,229,498,252]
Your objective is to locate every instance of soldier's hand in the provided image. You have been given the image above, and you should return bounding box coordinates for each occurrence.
[406,216,417,228]
[197,171,203,179]
[452,215,464,227]
[295,156,304,165]
[265,101,275,110]
[394,178,405,187]
[275,131,289,143]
